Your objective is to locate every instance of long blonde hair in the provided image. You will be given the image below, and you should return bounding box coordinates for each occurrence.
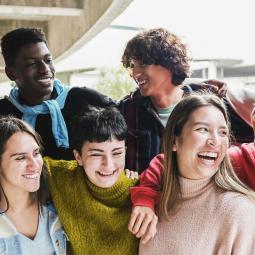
[159,93,255,221]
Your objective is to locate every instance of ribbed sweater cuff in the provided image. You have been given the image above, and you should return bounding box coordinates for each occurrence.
[130,186,160,211]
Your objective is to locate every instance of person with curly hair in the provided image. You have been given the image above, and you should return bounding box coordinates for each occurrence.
[119,28,254,173]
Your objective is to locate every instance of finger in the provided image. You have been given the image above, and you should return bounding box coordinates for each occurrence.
[140,215,158,244]
[130,213,144,234]
[218,83,227,97]
[128,209,139,232]
[135,214,153,238]
[203,84,218,92]
[125,169,131,178]
[131,171,139,180]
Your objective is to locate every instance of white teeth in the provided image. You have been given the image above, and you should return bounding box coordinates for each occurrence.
[98,171,116,176]
[137,80,146,85]
[99,172,112,176]
[23,173,39,180]
[198,152,218,158]
[38,77,51,82]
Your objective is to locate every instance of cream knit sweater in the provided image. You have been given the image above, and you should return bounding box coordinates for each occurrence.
[140,177,255,255]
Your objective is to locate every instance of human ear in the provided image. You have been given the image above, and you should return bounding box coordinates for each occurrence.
[5,66,17,81]
[73,149,83,166]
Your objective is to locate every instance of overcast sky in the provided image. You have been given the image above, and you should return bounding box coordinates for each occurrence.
[56,0,255,71]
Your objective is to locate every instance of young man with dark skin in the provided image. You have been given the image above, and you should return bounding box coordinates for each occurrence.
[0,28,115,160]
[120,28,254,173]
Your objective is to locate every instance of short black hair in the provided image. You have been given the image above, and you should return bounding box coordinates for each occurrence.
[1,27,47,66]
[122,28,191,85]
[70,107,127,153]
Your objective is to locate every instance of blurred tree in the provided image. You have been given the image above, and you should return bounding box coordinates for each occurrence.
[95,66,136,100]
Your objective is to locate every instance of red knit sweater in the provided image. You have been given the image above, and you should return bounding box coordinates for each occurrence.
[229,143,255,190]
[131,143,255,209]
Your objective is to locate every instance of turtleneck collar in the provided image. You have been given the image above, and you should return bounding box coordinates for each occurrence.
[179,176,215,199]
[84,170,138,207]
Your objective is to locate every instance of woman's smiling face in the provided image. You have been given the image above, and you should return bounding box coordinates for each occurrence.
[173,105,229,180]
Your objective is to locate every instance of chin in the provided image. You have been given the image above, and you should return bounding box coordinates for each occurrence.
[98,179,118,188]
[26,184,40,193]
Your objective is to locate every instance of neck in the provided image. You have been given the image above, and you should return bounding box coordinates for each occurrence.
[19,92,52,106]
[151,85,184,108]
[0,183,37,212]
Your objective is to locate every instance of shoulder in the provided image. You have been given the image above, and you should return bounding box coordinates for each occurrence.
[219,192,255,223]
[119,89,151,114]
[43,157,78,175]
[119,171,138,187]
[119,89,144,105]
[67,86,116,107]
[0,97,19,114]
[0,215,17,238]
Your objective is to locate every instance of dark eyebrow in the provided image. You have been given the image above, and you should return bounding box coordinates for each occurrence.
[24,54,52,61]
[112,147,124,152]
[10,152,26,157]
[88,149,104,152]
[88,147,124,153]
[193,121,228,129]
[10,147,40,157]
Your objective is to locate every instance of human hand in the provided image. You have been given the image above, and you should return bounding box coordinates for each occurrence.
[128,206,158,244]
[203,79,227,97]
[125,169,139,180]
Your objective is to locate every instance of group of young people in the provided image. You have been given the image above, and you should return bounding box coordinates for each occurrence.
[0,26,254,255]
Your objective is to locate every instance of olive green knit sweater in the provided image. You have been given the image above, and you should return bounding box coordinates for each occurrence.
[44,157,139,255]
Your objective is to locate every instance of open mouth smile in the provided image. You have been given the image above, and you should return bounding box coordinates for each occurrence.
[197,151,218,163]
[22,172,40,180]
[96,169,118,177]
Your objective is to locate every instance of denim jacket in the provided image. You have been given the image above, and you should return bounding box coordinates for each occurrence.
[0,204,67,255]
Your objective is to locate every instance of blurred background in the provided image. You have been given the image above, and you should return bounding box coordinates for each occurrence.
[1,0,255,99]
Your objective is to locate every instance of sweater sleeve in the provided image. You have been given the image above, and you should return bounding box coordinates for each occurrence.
[228,143,255,190]
[69,87,117,108]
[130,154,164,210]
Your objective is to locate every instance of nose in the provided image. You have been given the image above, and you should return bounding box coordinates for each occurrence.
[103,155,115,170]
[38,60,51,74]
[27,156,41,170]
[207,132,219,147]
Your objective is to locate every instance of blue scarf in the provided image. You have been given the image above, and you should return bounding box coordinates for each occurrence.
[8,79,70,148]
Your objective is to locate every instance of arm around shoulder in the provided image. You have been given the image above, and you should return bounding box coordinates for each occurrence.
[130,154,164,209]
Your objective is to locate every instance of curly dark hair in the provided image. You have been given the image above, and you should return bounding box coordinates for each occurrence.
[122,28,191,85]
[1,27,47,67]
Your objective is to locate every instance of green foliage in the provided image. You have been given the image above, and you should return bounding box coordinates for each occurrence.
[95,66,136,100]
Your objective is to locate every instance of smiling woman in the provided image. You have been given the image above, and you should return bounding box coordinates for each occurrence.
[132,93,255,255]
[0,116,66,255]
